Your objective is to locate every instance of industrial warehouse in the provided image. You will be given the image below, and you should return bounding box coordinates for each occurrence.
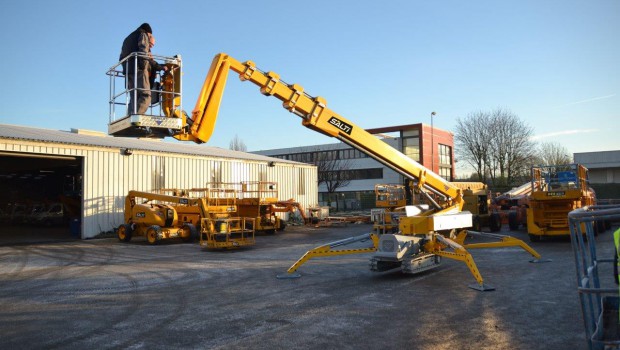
[0,124,317,241]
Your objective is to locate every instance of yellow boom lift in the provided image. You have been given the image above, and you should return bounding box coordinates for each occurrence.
[118,190,201,245]
[108,53,544,290]
[118,188,254,249]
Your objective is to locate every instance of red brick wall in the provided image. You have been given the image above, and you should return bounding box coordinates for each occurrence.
[367,123,455,181]
[421,124,454,180]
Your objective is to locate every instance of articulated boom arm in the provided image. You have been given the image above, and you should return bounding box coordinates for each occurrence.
[174,53,462,210]
[124,190,201,223]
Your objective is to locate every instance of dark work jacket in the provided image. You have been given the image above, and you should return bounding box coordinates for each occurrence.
[119,28,149,74]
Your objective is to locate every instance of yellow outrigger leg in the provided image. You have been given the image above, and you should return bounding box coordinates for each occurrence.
[445,230,549,290]
[277,230,546,292]
[430,234,494,291]
[276,233,380,279]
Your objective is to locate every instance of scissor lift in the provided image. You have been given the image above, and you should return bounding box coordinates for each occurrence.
[106,52,184,138]
[569,205,620,350]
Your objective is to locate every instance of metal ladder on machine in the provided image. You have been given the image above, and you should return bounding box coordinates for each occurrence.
[569,204,620,350]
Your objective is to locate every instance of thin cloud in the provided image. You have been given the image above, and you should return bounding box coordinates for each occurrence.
[555,94,616,108]
[531,129,597,141]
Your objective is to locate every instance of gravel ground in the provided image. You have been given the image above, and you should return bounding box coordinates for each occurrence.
[1,223,613,350]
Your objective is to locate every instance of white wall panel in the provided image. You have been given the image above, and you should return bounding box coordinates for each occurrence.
[0,139,317,239]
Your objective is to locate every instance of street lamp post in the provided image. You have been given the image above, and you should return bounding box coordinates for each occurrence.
[431,111,436,172]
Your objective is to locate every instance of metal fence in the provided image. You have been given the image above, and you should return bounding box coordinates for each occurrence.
[569,205,620,350]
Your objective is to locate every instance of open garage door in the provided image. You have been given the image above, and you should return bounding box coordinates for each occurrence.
[0,152,83,245]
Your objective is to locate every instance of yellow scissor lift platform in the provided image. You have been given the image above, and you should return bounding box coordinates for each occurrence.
[186,186,255,250]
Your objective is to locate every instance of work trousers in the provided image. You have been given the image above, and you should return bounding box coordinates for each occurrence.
[126,60,152,115]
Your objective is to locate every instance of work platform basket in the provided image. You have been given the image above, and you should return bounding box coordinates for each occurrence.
[569,205,620,350]
[106,53,183,138]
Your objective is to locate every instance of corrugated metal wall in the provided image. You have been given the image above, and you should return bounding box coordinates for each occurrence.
[1,140,317,239]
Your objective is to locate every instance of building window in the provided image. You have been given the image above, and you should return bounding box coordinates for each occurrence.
[271,148,369,164]
[438,144,452,180]
[211,160,222,183]
[339,149,352,159]
[321,168,383,181]
[298,168,305,195]
[438,144,451,165]
[402,129,420,161]
[439,166,451,180]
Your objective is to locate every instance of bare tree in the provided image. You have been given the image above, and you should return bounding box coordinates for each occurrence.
[312,148,352,210]
[538,141,572,165]
[455,108,535,190]
[488,108,535,187]
[511,153,541,186]
[454,111,493,182]
[229,134,247,152]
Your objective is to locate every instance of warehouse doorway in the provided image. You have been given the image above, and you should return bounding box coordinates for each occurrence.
[0,152,83,245]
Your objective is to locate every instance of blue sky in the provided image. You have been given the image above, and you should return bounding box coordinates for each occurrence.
[0,0,618,170]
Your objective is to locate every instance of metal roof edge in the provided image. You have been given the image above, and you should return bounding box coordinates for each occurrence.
[0,123,309,166]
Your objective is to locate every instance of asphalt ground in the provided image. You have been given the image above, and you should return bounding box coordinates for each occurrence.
[1,223,616,350]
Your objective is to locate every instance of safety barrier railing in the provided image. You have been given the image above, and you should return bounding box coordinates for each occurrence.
[107,53,182,123]
[569,205,620,350]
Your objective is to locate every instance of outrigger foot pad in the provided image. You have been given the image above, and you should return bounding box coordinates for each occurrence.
[468,283,495,291]
[530,258,552,263]
[276,272,302,279]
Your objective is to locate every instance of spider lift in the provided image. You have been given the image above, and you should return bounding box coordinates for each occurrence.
[108,53,545,290]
